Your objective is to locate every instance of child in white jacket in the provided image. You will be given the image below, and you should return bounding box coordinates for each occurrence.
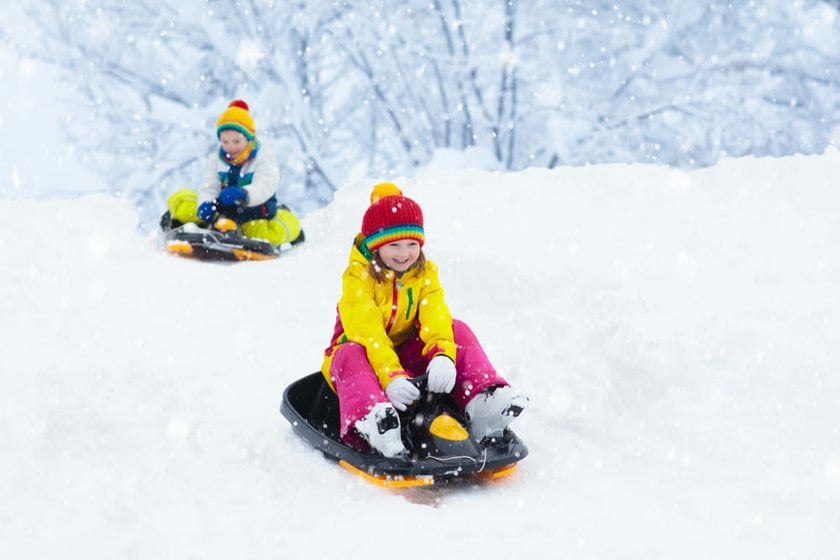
[164,99,303,246]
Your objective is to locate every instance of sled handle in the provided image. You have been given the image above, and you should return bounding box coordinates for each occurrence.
[408,373,428,392]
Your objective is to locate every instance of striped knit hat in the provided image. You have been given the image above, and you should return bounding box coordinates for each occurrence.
[216,99,256,140]
[362,183,425,252]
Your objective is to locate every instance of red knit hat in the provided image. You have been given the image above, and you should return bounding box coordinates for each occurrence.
[362,183,425,252]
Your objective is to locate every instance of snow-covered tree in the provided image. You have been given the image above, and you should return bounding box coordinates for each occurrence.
[19,0,840,222]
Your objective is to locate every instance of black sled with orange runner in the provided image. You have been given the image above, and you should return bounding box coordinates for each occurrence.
[280,372,528,488]
[159,210,304,262]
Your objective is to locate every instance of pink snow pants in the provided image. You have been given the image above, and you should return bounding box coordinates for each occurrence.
[329,319,509,442]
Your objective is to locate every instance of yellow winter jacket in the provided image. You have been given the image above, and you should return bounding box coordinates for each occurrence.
[321,235,456,390]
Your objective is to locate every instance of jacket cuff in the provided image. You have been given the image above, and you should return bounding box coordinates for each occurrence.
[424,343,456,363]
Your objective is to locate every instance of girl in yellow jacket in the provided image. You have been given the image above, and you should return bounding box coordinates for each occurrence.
[321,183,526,457]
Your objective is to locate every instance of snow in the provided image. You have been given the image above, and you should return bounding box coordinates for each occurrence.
[2,149,839,558]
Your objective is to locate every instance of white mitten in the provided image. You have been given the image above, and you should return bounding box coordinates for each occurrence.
[426,355,457,393]
[384,377,420,411]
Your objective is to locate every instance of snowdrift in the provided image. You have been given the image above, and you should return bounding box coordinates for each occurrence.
[1,152,839,558]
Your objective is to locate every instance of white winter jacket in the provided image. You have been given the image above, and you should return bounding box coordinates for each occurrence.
[197,142,280,207]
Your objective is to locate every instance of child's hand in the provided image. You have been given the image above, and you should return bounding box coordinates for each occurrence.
[217,186,248,208]
[197,201,217,224]
[384,377,420,411]
[427,355,456,393]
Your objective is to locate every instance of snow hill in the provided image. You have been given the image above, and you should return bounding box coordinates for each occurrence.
[2,151,839,559]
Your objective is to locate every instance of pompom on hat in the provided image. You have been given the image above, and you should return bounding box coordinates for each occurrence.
[216,99,256,140]
[362,183,425,253]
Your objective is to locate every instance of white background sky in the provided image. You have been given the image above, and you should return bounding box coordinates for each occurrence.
[0,17,105,198]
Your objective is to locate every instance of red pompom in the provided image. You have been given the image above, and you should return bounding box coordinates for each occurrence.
[228,99,249,111]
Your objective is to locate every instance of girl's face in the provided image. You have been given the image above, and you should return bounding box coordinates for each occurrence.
[219,129,249,158]
[377,239,421,273]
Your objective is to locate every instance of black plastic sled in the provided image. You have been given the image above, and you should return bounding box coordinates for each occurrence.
[280,372,528,487]
[160,210,283,262]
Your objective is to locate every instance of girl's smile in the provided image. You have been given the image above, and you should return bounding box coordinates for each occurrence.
[377,239,421,273]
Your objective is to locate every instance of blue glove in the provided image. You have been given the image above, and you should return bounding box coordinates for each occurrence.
[385,377,420,411]
[426,355,457,393]
[197,201,217,224]
[217,186,248,208]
